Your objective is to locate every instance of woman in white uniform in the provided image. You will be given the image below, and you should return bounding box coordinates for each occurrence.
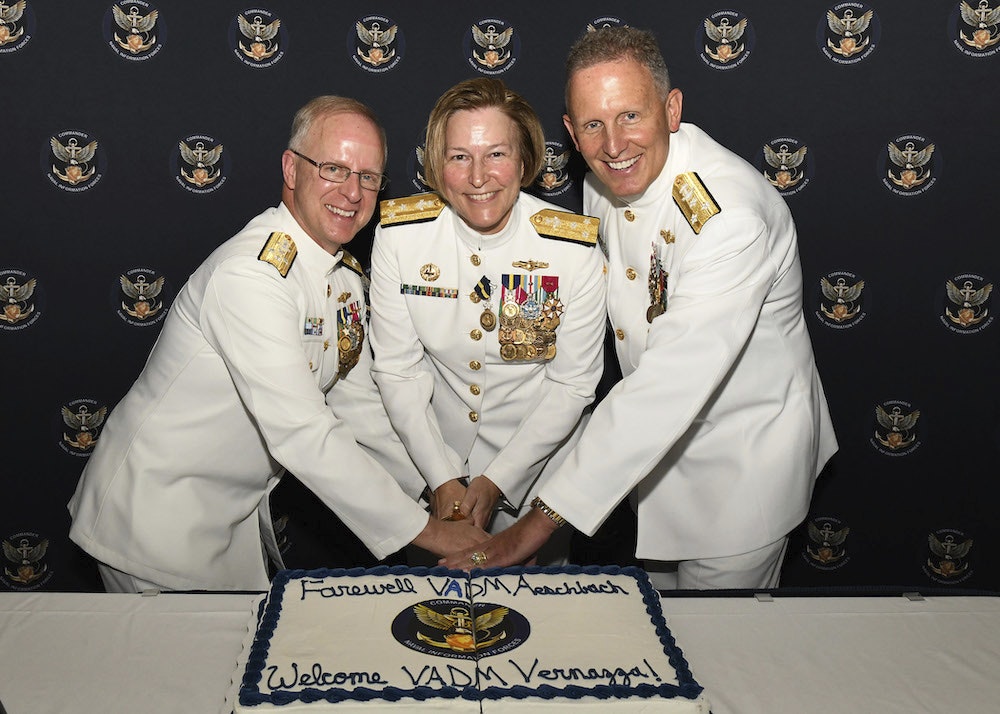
[369,78,606,563]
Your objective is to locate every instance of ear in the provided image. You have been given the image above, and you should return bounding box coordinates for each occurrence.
[281,150,297,190]
[665,89,683,133]
[562,114,581,151]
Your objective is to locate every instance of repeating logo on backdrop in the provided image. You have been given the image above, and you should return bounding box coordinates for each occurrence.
[950,1,1000,57]
[408,138,430,192]
[58,398,108,456]
[113,267,171,327]
[2,532,53,590]
[172,134,228,193]
[0,268,43,331]
[815,270,867,329]
[45,130,106,193]
[757,138,812,196]
[230,9,285,68]
[104,1,164,61]
[0,0,35,54]
[880,134,939,196]
[391,598,530,660]
[803,516,851,571]
[465,18,519,75]
[586,17,627,33]
[817,3,880,64]
[352,15,403,73]
[939,273,993,334]
[535,141,573,198]
[698,10,755,70]
[924,528,974,584]
[870,399,922,456]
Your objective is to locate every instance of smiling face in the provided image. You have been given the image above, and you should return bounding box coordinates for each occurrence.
[281,111,384,254]
[563,58,682,200]
[438,107,523,235]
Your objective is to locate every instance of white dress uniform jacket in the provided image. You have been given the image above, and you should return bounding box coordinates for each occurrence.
[538,124,838,561]
[68,202,427,591]
[369,192,606,513]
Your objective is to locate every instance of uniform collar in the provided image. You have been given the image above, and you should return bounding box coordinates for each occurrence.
[277,200,344,276]
[450,193,523,251]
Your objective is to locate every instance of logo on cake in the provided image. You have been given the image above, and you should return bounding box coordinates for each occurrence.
[392,598,530,660]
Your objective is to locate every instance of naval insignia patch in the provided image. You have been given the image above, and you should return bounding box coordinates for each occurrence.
[380,193,446,226]
[258,231,297,277]
[529,209,599,246]
[672,172,720,235]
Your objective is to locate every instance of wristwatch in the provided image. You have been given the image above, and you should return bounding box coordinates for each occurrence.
[530,496,566,527]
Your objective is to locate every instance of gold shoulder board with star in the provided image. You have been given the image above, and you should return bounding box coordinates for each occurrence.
[380,193,446,227]
[672,172,720,235]
[340,250,365,279]
[529,209,599,247]
[258,231,297,277]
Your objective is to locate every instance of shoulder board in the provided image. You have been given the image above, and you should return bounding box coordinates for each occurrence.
[529,209,599,246]
[380,193,446,227]
[257,231,297,277]
[672,172,720,235]
[339,250,366,279]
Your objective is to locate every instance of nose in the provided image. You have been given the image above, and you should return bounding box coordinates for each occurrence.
[338,171,364,202]
[469,158,487,188]
[603,125,626,158]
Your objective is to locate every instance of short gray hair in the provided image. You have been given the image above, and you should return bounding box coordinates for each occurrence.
[565,26,672,103]
[287,96,387,163]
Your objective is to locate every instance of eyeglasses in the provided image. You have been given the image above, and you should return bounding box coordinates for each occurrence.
[289,149,388,191]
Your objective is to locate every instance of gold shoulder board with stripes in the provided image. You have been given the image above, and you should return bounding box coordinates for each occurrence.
[258,231,297,277]
[529,209,599,246]
[380,193,446,227]
[672,172,720,235]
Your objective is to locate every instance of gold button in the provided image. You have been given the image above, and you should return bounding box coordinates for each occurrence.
[470,384,481,395]
[615,329,625,340]
[326,285,331,297]
[469,291,481,303]
[469,360,482,370]
[625,268,637,280]
[470,329,482,340]
[624,209,635,222]
[469,411,479,422]
[470,254,481,266]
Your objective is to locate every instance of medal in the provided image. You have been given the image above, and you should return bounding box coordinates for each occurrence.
[646,304,665,323]
[480,308,496,331]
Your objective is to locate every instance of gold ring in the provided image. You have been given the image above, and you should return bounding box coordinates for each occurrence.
[469,551,487,567]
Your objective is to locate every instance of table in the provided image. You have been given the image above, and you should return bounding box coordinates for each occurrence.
[2,590,999,713]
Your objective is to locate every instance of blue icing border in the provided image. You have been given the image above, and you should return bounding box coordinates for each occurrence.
[238,564,704,707]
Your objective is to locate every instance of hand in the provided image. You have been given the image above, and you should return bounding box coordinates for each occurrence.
[430,478,467,521]
[439,507,560,571]
[411,516,489,558]
[462,475,502,530]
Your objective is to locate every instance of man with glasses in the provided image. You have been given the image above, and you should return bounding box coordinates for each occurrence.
[68,96,488,593]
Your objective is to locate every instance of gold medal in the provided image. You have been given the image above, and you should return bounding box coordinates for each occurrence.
[515,344,528,360]
[647,304,665,323]
[502,302,520,319]
[545,344,557,360]
[501,344,517,361]
[480,309,496,331]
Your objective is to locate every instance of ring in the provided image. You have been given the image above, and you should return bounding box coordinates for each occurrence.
[469,551,487,567]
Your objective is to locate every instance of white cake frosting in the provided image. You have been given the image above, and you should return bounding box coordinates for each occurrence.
[236,565,709,712]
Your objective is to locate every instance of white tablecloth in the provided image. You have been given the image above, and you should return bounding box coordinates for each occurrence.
[2,590,999,713]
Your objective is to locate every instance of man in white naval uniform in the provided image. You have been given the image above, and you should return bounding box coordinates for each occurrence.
[68,96,487,592]
[445,27,837,589]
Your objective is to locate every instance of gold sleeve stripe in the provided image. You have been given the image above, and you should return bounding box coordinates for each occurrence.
[672,172,721,235]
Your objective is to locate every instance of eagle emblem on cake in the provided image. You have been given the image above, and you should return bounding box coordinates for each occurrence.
[413,603,508,652]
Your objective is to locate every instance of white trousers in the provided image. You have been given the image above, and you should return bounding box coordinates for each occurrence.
[643,536,789,590]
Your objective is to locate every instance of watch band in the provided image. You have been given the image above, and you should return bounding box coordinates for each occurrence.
[530,496,566,527]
